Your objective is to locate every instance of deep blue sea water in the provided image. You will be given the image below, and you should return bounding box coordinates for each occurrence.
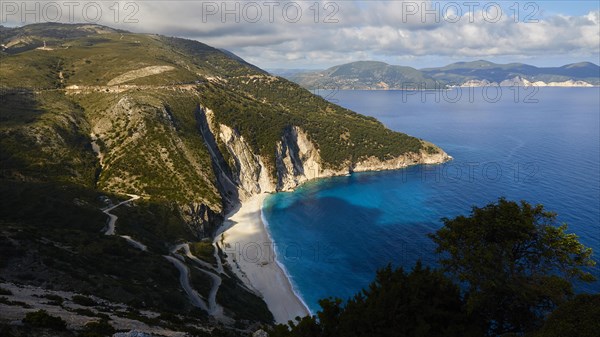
[263,87,600,314]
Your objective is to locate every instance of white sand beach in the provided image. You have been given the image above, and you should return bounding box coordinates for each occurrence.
[219,193,310,323]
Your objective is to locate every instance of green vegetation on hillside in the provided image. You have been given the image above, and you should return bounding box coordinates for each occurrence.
[189,241,217,265]
[0,181,193,311]
[0,90,99,186]
[72,90,222,207]
[199,77,424,169]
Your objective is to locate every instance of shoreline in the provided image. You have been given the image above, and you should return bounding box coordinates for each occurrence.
[219,193,310,323]
[260,201,313,317]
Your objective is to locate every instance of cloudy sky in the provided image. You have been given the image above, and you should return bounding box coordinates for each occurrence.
[2,1,599,69]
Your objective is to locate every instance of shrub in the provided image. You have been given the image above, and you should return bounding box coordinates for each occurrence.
[43,294,64,305]
[80,319,115,337]
[22,310,67,330]
[72,295,97,307]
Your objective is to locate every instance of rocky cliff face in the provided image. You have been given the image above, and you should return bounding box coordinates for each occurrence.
[218,122,275,197]
[183,202,224,238]
[197,107,451,208]
[352,150,451,172]
[275,126,325,191]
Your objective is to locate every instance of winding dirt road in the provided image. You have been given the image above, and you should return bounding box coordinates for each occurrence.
[100,194,227,319]
[170,244,224,317]
[102,194,140,236]
[101,194,147,251]
[164,255,209,312]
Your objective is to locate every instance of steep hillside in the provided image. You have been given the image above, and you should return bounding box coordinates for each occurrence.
[0,23,449,335]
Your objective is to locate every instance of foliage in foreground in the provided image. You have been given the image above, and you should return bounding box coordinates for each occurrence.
[270,199,596,337]
[534,294,600,337]
[430,198,596,335]
[269,263,483,337]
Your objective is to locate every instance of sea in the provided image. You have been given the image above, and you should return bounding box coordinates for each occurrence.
[262,87,600,314]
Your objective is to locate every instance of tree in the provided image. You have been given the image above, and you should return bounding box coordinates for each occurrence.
[334,262,481,337]
[534,294,600,337]
[430,198,596,335]
[268,262,481,337]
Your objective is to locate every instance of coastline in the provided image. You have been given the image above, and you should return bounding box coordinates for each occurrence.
[215,153,451,323]
[219,193,310,323]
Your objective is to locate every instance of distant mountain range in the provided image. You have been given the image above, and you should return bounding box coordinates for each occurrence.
[280,60,600,89]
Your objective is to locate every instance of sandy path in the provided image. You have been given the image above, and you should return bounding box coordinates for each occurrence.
[170,244,226,318]
[163,256,208,312]
[120,235,147,251]
[173,243,218,273]
[196,268,223,317]
[102,194,140,236]
[102,194,147,251]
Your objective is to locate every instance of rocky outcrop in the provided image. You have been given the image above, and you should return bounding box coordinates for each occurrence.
[196,106,239,207]
[107,65,175,86]
[352,150,451,172]
[182,202,224,238]
[275,126,323,191]
[218,123,275,198]
[252,330,269,337]
[197,106,277,200]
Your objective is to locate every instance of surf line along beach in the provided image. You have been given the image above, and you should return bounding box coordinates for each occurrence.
[217,193,310,323]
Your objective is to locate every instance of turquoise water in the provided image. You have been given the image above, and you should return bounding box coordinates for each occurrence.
[263,88,600,314]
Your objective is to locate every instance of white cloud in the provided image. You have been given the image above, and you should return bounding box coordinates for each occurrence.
[1,1,598,68]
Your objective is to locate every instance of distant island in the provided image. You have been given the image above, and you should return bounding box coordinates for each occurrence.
[279,60,600,89]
